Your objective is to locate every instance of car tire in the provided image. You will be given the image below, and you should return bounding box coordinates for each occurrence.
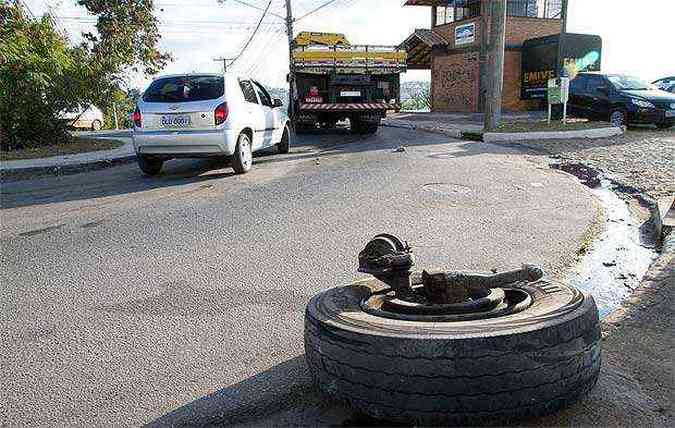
[305,278,601,426]
[232,132,253,174]
[137,155,163,176]
[609,109,627,127]
[656,123,673,129]
[91,120,102,131]
[277,124,290,154]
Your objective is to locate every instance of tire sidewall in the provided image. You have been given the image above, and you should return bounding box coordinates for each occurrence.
[279,124,290,153]
[233,133,253,174]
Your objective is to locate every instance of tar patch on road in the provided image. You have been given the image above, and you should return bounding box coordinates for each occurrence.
[19,224,64,237]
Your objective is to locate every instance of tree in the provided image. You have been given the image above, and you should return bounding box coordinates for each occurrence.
[0,0,170,151]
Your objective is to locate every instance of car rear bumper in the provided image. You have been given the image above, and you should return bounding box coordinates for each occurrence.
[132,128,236,157]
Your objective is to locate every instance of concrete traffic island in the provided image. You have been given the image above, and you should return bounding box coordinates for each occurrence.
[382,112,624,143]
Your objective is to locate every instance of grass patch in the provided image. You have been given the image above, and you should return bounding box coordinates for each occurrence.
[493,119,613,134]
[0,137,125,161]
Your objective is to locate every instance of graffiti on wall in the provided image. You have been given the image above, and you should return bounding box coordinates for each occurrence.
[433,54,478,111]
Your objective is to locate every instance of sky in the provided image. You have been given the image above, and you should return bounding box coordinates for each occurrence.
[25,0,675,92]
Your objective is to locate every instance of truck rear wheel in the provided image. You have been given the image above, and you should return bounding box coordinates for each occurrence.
[350,117,362,134]
[359,121,379,134]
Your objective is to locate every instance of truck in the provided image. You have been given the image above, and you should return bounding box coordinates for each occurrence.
[290,32,407,134]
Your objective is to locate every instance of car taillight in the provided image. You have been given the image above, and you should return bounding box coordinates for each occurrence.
[214,102,228,125]
[132,107,142,127]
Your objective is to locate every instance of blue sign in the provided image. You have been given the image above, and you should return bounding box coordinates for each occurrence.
[455,23,475,46]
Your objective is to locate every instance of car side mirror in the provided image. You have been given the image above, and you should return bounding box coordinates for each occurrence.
[597,86,610,95]
[273,98,283,108]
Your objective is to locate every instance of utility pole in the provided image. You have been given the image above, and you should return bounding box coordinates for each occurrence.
[285,0,295,119]
[556,0,570,76]
[483,0,507,132]
[213,57,233,73]
[478,0,490,112]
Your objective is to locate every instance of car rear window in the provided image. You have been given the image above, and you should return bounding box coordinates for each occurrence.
[143,75,224,103]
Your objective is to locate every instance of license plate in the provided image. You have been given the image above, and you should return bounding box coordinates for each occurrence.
[666,110,675,118]
[161,115,192,128]
[340,91,361,97]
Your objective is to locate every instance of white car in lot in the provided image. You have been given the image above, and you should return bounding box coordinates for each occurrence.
[132,73,291,176]
[61,105,104,130]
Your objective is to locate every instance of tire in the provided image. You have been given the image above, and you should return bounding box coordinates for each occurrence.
[137,154,163,176]
[295,124,312,135]
[609,109,627,127]
[91,120,102,131]
[277,124,290,154]
[359,121,380,135]
[305,278,601,426]
[232,132,253,174]
[350,117,361,134]
[656,123,673,129]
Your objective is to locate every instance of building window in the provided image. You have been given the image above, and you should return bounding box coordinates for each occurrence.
[435,0,480,26]
[507,0,563,19]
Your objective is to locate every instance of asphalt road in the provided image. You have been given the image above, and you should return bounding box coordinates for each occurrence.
[0,127,596,426]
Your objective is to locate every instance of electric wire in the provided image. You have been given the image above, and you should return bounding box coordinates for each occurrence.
[229,0,274,66]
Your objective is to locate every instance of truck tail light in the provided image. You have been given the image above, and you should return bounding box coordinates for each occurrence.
[214,102,229,125]
[132,107,142,127]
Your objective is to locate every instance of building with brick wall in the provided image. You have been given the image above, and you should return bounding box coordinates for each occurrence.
[401,0,564,112]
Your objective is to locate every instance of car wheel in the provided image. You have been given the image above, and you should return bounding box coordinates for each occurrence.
[277,124,290,154]
[609,109,627,127]
[137,154,163,176]
[305,278,601,426]
[232,132,253,174]
[91,120,102,131]
[656,123,673,129]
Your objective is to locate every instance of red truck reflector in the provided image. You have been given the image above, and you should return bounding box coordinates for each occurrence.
[299,102,399,111]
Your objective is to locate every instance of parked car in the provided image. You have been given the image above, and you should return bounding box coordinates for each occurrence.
[61,105,104,130]
[132,73,291,176]
[652,76,675,93]
[568,72,675,129]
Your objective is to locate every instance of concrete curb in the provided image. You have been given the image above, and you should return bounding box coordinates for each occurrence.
[1,139,136,180]
[381,122,463,139]
[482,126,623,143]
[602,229,673,329]
[0,153,137,181]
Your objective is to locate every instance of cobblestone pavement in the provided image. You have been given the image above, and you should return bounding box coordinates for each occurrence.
[511,127,675,200]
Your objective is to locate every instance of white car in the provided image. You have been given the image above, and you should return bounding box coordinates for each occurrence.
[61,105,104,130]
[132,73,291,176]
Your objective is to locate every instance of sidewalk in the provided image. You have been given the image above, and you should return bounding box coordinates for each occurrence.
[383,111,546,135]
[0,133,136,179]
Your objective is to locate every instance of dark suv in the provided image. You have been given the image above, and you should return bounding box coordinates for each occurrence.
[568,72,675,129]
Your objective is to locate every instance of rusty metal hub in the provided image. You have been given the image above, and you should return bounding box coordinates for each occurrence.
[357,234,543,321]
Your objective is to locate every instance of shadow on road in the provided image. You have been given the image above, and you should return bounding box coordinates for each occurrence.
[0,127,462,209]
[148,355,328,427]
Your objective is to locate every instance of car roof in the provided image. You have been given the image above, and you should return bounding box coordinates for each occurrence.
[653,76,675,82]
[150,73,253,82]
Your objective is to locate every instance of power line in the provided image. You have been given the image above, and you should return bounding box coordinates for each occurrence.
[295,0,340,22]
[229,0,274,66]
[217,0,286,20]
